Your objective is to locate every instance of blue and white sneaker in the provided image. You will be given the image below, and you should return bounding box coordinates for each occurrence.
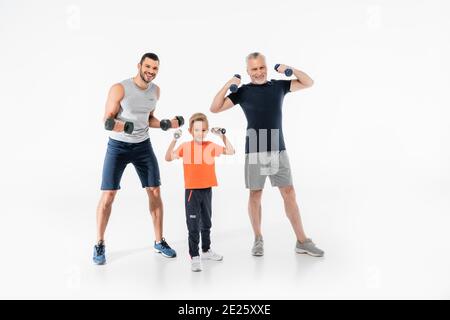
[154,238,177,258]
[93,241,106,265]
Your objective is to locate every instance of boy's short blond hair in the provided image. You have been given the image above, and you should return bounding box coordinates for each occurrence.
[189,112,209,130]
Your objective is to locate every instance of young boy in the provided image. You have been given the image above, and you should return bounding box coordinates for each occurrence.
[165,113,235,272]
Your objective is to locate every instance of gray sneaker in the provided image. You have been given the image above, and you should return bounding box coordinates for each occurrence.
[252,236,264,256]
[295,239,324,257]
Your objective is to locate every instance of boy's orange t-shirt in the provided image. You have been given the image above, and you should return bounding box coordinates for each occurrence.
[175,140,225,189]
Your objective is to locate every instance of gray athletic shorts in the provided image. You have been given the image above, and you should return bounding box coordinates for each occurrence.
[244,150,293,190]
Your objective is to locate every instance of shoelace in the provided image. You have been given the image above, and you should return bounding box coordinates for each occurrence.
[302,239,315,246]
[96,245,105,255]
[255,240,263,246]
[159,239,171,249]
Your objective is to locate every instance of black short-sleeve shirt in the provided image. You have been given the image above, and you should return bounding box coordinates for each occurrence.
[227,79,291,154]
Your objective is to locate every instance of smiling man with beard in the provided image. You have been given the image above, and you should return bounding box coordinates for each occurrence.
[210,52,324,258]
[93,53,180,265]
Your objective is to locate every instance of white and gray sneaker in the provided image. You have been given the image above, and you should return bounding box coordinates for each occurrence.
[251,236,264,256]
[201,249,223,261]
[191,256,202,272]
[295,239,324,257]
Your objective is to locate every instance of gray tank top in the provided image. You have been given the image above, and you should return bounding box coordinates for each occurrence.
[109,78,158,143]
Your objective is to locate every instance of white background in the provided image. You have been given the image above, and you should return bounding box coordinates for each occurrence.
[0,0,449,299]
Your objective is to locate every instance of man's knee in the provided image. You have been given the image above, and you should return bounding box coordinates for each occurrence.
[249,189,263,203]
[147,187,162,212]
[146,186,161,198]
[280,185,296,201]
[101,190,117,207]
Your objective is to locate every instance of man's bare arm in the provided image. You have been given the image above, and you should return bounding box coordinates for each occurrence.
[290,67,314,92]
[148,111,161,128]
[103,83,126,132]
[210,77,240,113]
[276,64,314,92]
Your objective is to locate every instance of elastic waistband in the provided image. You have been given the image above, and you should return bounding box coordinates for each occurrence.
[185,187,212,191]
[108,137,150,147]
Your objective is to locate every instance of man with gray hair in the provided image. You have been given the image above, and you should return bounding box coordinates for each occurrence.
[210,52,324,257]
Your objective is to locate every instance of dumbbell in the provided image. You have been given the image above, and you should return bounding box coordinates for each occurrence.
[160,116,185,131]
[229,74,241,93]
[174,129,182,140]
[274,64,293,77]
[105,118,134,134]
[211,127,226,135]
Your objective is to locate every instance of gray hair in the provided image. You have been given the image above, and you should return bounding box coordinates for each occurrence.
[246,52,266,64]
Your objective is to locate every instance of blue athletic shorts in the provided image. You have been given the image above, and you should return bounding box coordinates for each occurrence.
[101,138,161,190]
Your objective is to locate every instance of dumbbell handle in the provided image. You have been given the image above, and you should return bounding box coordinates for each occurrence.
[274,64,293,77]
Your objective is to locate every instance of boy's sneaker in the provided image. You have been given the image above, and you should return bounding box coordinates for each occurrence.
[251,236,264,256]
[191,256,202,272]
[201,249,223,261]
[154,238,177,258]
[93,242,106,265]
[295,239,324,257]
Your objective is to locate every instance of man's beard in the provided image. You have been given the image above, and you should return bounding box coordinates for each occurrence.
[140,70,152,83]
[253,76,267,84]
